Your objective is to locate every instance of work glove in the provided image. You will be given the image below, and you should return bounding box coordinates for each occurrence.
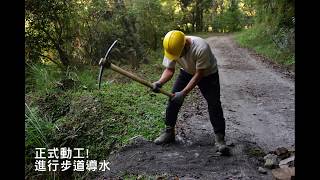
[152,81,163,93]
[171,91,185,105]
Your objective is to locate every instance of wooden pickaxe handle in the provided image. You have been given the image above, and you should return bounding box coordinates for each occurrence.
[109,63,174,98]
[98,40,173,98]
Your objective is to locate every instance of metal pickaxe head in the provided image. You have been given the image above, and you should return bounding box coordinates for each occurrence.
[98,40,118,89]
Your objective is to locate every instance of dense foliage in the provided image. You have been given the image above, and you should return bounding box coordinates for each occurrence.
[26,0,294,67]
[235,0,295,67]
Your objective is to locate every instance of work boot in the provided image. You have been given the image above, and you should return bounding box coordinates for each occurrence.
[154,126,175,145]
[215,133,230,155]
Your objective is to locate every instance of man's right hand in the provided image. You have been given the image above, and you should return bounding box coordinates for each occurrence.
[152,81,163,93]
[170,91,185,105]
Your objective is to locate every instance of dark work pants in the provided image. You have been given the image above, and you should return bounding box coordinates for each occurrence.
[165,69,226,136]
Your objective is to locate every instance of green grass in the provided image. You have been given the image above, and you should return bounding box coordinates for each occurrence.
[25,50,174,179]
[25,103,56,179]
[25,63,61,94]
[247,147,266,158]
[189,31,229,39]
[188,29,295,68]
[234,25,295,68]
[25,63,99,95]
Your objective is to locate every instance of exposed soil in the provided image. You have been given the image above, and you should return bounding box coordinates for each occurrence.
[98,35,294,179]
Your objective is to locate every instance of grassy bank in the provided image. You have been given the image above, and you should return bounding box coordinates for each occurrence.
[25,51,173,179]
[234,25,295,69]
[190,28,294,71]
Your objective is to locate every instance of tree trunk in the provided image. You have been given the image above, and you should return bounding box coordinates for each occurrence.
[116,0,144,64]
[200,9,203,31]
[56,44,69,66]
[192,11,196,32]
[195,0,203,32]
[154,32,157,50]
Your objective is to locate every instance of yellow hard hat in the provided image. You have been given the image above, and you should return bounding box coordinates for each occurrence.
[163,30,186,61]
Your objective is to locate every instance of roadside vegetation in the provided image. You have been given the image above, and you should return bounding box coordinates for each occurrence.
[25,51,177,178]
[234,1,295,69]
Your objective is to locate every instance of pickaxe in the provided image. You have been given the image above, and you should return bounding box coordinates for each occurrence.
[98,40,174,98]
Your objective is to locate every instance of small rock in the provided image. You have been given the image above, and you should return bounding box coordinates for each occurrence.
[137,175,143,180]
[272,167,295,180]
[275,147,290,160]
[268,150,275,155]
[183,113,190,118]
[275,147,288,155]
[287,146,295,156]
[213,152,222,157]
[128,135,148,145]
[265,159,277,169]
[258,157,265,163]
[258,167,267,174]
[264,154,278,169]
[226,142,235,147]
[175,135,184,144]
[194,153,200,158]
[230,169,240,175]
[279,155,295,167]
[264,153,276,160]
[196,112,203,115]
[156,176,165,180]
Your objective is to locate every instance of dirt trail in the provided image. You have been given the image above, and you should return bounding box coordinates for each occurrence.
[99,35,294,179]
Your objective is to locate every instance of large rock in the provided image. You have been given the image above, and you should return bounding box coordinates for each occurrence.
[272,166,295,180]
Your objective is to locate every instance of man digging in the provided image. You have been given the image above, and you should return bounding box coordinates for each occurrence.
[152,30,229,155]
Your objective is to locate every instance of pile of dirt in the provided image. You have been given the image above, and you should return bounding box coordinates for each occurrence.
[36,92,71,122]
[53,94,115,149]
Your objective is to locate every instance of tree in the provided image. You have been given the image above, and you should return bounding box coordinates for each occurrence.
[177,0,212,32]
[212,0,245,32]
[25,0,78,66]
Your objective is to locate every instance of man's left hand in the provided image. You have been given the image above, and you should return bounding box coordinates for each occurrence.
[152,82,162,93]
